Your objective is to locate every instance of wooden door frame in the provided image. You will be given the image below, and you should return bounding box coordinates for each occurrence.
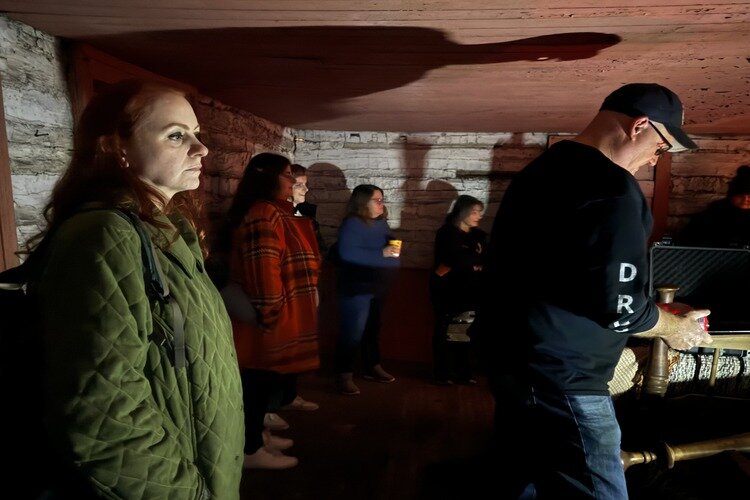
[650,153,671,243]
[0,74,19,271]
[68,43,197,122]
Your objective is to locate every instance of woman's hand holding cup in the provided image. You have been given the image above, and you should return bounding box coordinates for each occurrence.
[384,239,402,258]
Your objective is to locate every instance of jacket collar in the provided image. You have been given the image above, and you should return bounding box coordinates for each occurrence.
[147,213,201,278]
[269,198,295,214]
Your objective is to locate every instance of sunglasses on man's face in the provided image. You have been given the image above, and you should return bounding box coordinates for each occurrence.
[649,122,673,157]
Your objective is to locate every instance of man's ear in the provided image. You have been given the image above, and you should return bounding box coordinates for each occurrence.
[628,116,651,140]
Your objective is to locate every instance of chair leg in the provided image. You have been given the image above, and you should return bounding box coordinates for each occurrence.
[708,348,722,387]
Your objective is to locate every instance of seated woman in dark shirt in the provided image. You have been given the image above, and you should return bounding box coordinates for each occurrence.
[430,195,487,385]
[680,165,750,248]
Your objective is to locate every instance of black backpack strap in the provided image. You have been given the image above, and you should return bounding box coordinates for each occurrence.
[0,226,56,293]
[0,262,28,292]
[112,209,187,370]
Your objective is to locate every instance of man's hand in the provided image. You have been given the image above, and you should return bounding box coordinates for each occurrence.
[633,308,712,350]
[660,309,712,350]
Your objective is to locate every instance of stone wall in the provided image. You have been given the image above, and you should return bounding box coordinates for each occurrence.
[0,14,73,245]
[293,131,541,267]
[294,131,750,268]
[3,13,750,266]
[293,131,658,268]
[0,13,294,249]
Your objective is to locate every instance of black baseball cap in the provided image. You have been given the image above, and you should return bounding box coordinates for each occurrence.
[600,83,698,151]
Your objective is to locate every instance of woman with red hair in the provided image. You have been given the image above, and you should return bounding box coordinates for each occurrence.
[30,80,244,498]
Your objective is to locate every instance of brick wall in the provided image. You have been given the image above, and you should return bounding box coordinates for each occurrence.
[668,135,750,235]
[193,94,295,240]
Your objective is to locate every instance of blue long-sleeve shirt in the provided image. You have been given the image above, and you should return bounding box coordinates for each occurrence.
[336,217,400,295]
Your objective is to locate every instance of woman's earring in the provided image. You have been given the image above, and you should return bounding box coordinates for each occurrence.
[119,152,130,169]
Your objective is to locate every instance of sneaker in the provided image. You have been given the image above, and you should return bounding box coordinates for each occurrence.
[432,378,453,386]
[336,372,360,395]
[263,412,290,431]
[363,364,396,383]
[280,395,319,411]
[243,447,298,469]
[263,430,294,451]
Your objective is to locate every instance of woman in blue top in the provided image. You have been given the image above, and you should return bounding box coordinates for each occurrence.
[334,185,401,395]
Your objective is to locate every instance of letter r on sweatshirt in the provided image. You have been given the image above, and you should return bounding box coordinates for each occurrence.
[617,294,634,314]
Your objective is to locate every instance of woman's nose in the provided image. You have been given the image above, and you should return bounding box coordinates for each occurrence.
[191,138,208,157]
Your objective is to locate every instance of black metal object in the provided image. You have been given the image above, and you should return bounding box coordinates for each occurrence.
[649,244,750,333]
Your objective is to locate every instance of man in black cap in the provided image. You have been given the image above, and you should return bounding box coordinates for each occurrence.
[474,83,712,499]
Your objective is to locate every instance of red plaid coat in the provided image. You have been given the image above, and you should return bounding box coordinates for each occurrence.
[230,199,321,373]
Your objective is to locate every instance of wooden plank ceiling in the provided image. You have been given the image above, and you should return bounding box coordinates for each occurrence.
[1,1,749,133]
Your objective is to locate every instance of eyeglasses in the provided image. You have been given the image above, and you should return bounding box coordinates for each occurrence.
[370,198,385,205]
[649,122,673,157]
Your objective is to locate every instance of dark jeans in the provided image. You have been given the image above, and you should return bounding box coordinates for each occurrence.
[334,294,383,374]
[240,368,283,454]
[432,311,472,382]
[280,373,298,406]
[489,375,626,499]
[267,373,299,410]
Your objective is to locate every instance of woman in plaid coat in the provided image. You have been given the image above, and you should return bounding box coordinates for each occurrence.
[223,153,321,469]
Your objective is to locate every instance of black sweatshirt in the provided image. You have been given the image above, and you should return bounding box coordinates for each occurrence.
[477,140,659,394]
[430,224,487,314]
[678,198,750,249]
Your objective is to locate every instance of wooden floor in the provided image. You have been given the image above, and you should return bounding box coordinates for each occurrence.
[240,361,495,499]
[240,361,750,499]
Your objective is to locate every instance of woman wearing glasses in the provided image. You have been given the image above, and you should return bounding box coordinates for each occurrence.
[333,185,401,395]
[221,153,321,469]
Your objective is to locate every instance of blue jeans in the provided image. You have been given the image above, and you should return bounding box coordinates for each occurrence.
[334,294,383,373]
[491,377,627,499]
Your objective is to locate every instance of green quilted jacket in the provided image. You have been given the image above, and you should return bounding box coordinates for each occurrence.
[36,210,244,499]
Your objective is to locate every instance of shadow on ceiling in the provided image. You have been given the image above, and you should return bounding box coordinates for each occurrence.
[85,27,621,126]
